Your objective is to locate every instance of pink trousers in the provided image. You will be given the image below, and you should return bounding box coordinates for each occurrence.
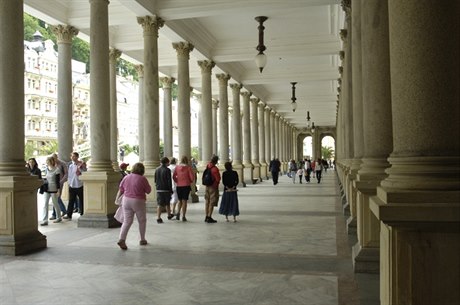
[118,196,147,241]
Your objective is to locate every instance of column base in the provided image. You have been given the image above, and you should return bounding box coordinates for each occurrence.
[233,163,245,187]
[243,163,253,186]
[78,213,121,228]
[0,232,47,256]
[352,244,380,274]
[346,215,357,235]
[0,175,46,255]
[78,170,121,228]
[259,162,267,180]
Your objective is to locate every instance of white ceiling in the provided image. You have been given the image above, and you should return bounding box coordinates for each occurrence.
[24,0,344,130]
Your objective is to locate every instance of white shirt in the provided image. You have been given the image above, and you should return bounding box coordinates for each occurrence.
[68,162,84,188]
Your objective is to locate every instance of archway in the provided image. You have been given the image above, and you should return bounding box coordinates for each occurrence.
[302,135,313,159]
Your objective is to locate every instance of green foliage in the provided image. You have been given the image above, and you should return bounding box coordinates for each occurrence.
[72,37,90,73]
[117,59,138,82]
[321,146,335,160]
[191,147,199,161]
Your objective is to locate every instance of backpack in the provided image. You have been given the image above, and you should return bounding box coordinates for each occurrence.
[202,167,214,186]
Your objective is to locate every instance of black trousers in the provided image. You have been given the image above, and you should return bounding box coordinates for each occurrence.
[67,186,84,217]
[272,171,279,185]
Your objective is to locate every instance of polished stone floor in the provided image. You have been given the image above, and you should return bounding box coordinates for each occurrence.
[0,170,379,305]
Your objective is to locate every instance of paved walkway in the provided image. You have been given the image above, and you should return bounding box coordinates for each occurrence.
[0,170,379,305]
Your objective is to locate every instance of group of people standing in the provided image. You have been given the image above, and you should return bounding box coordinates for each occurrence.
[26,152,86,226]
[269,157,329,185]
[115,155,241,251]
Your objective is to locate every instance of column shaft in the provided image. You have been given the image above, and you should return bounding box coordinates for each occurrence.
[198,60,215,164]
[53,25,78,163]
[109,48,121,169]
[212,100,218,154]
[135,65,144,161]
[370,2,460,304]
[173,42,194,159]
[138,16,163,169]
[216,74,230,163]
[160,76,175,158]
[0,0,46,255]
[258,102,267,179]
[251,98,260,182]
[229,84,244,185]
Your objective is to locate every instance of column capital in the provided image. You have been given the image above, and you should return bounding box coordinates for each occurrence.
[258,101,266,108]
[228,107,233,115]
[51,25,79,44]
[265,105,271,112]
[135,64,144,78]
[160,76,175,88]
[173,41,194,58]
[340,29,348,41]
[137,15,164,37]
[250,97,260,104]
[216,73,231,84]
[240,90,251,98]
[338,66,344,75]
[212,99,219,108]
[109,48,122,63]
[341,0,351,21]
[197,60,215,73]
[339,50,345,61]
[230,83,243,91]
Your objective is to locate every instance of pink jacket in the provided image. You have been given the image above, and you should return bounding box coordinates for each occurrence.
[119,173,151,200]
[173,164,194,187]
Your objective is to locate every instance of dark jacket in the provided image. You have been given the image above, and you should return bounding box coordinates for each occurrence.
[222,170,239,191]
[155,164,173,192]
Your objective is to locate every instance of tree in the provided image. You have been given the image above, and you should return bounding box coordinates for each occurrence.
[321,146,334,160]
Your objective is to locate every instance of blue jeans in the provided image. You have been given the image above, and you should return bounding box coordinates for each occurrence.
[52,196,67,217]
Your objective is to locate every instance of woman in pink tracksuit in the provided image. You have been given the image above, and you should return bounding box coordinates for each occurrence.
[173,156,195,221]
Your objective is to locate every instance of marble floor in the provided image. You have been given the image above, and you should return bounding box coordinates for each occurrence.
[0,170,379,305]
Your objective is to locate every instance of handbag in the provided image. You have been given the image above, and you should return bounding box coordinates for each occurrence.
[39,182,48,194]
[114,206,124,223]
[115,191,124,205]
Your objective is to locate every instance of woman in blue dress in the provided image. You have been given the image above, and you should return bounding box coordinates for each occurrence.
[219,161,240,222]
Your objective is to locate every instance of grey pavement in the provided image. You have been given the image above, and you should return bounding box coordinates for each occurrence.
[0,170,379,305]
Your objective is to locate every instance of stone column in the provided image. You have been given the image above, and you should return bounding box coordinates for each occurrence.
[346,0,364,236]
[0,0,46,255]
[369,2,460,304]
[198,60,215,167]
[230,86,244,187]
[250,97,261,182]
[196,93,202,160]
[273,112,279,160]
[78,0,120,228]
[137,16,164,211]
[264,106,272,178]
[241,91,254,184]
[216,74,230,164]
[352,0,392,273]
[109,48,121,170]
[135,65,144,161]
[212,100,218,154]
[173,42,194,159]
[258,101,267,180]
[160,76,175,158]
[228,107,233,160]
[52,25,79,163]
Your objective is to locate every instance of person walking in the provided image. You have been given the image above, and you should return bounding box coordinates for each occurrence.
[168,157,179,215]
[154,157,174,223]
[297,167,304,184]
[204,155,221,223]
[173,156,195,222]
[218,162,240,222]
[116,162,151,250]
[63,152,86,220]
[315,158,323,183]
[304,158,312,183]
[289,159,297,183]
[269,157,281,185]
[50,153,68,220]
[40,156,63,225]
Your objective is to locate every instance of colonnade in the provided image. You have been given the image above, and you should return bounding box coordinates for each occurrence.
[336,1,459,304]
[0,0,321,254]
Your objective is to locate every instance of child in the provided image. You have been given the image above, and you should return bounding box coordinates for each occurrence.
[297,168,304,184]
